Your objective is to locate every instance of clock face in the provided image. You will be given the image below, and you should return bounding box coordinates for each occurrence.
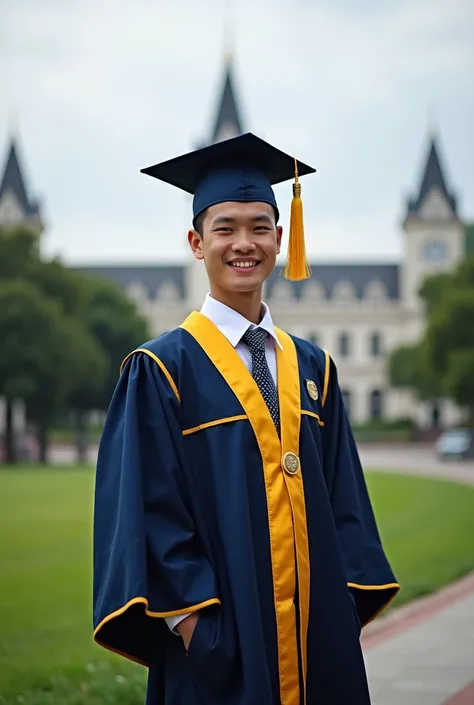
[422,240,447,262]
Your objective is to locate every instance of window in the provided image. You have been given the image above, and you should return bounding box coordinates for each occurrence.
[302,281,325,302]
[271,281,294,303]
[333,281,356,303]
[431,402,441,428]
[370,389,383,420]
[341,389,351,419]
[364,280,387,302]
[338,332,350,357]
[370,332,382,357]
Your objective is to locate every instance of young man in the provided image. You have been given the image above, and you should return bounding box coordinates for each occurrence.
[93,133,399,705]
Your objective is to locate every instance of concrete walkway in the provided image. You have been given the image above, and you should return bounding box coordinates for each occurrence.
[359,445,474,705]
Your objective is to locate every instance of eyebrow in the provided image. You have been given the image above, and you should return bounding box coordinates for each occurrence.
[211,213,274,226]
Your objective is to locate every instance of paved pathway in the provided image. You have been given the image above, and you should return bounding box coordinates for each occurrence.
[357,444,474,704]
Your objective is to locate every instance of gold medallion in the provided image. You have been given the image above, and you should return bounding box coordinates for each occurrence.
[306,379,318,401]
[282,452,300,475]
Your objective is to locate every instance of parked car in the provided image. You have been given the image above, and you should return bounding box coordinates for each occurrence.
[435,428,473,460]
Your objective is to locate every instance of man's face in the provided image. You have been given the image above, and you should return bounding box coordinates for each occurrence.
[188,201,283,295]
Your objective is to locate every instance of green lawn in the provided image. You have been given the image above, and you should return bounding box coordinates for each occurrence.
[1,467,474,704]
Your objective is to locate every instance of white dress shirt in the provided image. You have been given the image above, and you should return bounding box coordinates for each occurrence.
[164,293,281,633]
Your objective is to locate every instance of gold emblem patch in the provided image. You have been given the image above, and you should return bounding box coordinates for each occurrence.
[306,379,318,401]
[282,452,300,475]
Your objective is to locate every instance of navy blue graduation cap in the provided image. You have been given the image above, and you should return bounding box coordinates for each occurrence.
[141,133,316,280]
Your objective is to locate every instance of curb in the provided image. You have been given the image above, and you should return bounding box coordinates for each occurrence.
[362,570,474,650]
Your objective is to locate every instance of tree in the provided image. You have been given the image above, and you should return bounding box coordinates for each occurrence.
[79,275,150,407]
[66,275,150,462]
[423,286,474,425]
[0,226,40,278]
[0,279,106,463]
[0,225,149,463]
[388,343,441,402]
[389,255,474,427]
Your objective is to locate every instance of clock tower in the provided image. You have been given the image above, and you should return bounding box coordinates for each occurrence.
[401,132,464,322]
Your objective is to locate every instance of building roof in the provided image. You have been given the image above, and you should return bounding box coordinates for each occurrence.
[267,263,400,300]
[407,135,457,216]
[75,264,187,299]
[0,139,40,217]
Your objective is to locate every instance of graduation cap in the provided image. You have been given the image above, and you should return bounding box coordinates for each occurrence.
[141,132,316,281]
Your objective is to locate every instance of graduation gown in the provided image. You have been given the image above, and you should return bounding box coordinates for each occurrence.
[93,311,399,705]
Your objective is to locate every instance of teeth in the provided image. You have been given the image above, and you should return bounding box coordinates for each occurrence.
[231,261,257,268]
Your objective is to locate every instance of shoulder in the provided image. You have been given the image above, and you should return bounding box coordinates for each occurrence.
[120,327,193,403]
[290,333,328,370]
[276,328,334,406]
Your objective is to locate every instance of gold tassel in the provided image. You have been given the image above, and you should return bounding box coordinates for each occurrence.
[284,158,311,281]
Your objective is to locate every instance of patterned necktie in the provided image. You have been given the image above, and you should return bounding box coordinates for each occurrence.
[242,327,280,436]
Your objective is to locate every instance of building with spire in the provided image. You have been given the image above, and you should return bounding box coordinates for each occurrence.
[0,138,43,235]
[0,57,470,429]
[208,54,244,144]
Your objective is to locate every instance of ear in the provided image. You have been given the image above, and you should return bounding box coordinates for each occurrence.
[188,230,204,260]
[276,225,283,255]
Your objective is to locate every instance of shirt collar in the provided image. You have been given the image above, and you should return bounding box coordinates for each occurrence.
[200,293,282,350]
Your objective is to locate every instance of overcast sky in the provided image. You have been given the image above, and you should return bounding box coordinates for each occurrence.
[1,0,473,266]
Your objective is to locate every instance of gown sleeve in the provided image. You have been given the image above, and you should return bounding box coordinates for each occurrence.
[321,355,400,627]
[92,351,221,666]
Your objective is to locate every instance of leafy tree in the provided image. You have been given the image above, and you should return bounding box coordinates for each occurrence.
[66,275,150,461]
[0,226,39,278]
[390,255,474,427]
[0,279,106,463]
[388,343,441,402]
[0,226,149,463]
[443,349,474,425]
[79,275,150,408]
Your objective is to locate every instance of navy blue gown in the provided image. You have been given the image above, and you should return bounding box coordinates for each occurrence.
[93,311,399,705]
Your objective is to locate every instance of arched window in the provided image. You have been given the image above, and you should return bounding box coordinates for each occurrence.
[364,280,388,303]
[270,281,294,305]
[333,280,356,304]
[370,389,383,420]
[338,332,350,357]
[302,281,325,302]
[370,332,382,357]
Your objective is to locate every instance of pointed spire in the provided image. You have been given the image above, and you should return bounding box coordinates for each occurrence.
[209,52,244,145]
[0,137,42,224]
[406,133,457,218]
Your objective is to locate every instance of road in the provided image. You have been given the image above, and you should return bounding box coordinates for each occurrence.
[50,442,474,487]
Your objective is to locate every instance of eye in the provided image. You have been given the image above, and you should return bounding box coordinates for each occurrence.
[254,225,271,231]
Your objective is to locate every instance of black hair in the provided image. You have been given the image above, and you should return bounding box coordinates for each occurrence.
[193,210,207,237]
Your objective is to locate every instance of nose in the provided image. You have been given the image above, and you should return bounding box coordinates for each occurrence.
[232,229,256,253]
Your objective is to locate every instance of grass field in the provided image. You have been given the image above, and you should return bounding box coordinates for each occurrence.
[1,466,474,704]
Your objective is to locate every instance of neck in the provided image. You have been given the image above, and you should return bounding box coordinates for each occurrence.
[209,286,264,324]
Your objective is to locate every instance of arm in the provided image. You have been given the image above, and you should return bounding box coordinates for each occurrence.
[321,355,400,627]
[93,352,219,665]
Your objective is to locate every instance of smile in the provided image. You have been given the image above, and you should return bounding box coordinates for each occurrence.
[228,260,261,269]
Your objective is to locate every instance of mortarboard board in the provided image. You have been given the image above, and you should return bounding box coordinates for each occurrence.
[141,132,316,281]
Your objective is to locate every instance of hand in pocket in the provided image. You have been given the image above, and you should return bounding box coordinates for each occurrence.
[177,612,200,651]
